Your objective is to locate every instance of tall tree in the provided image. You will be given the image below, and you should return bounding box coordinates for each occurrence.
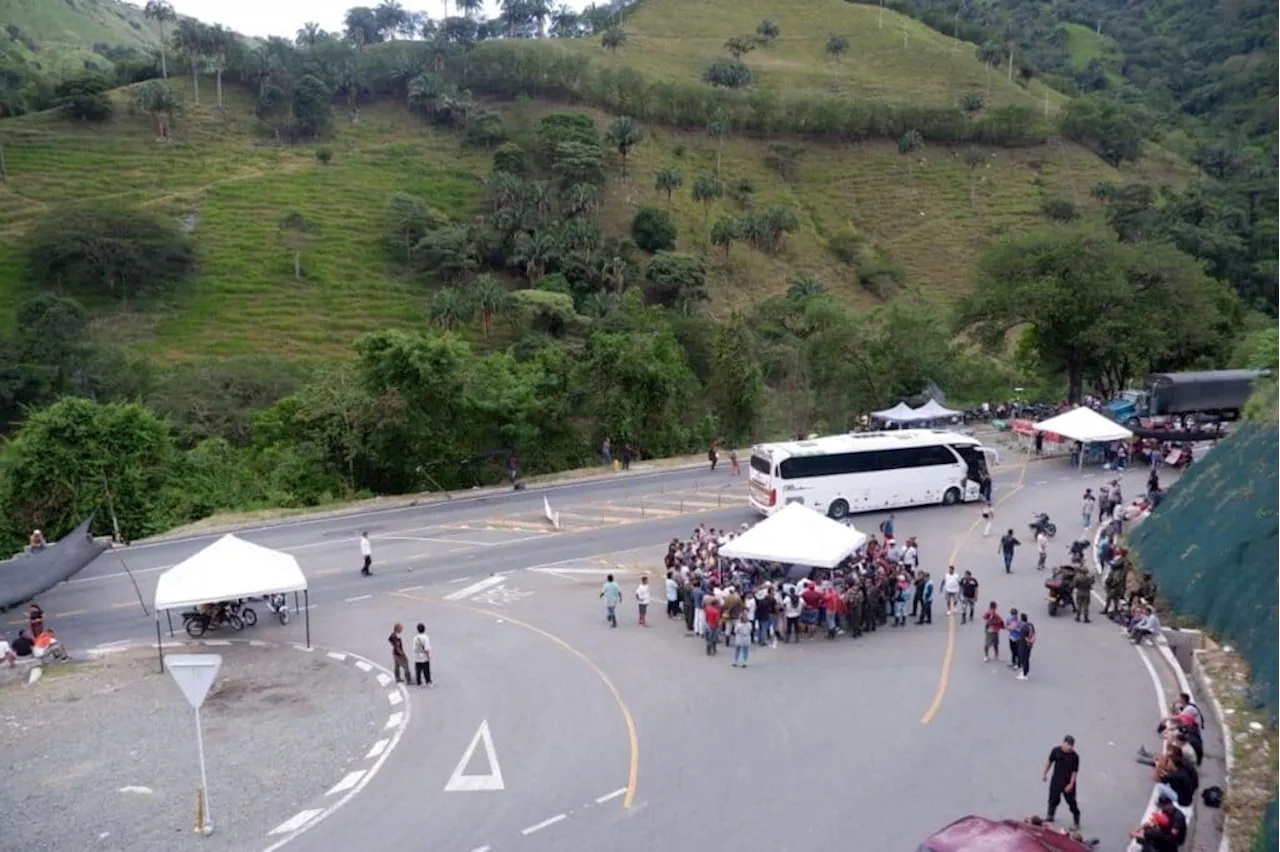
[279,211,316,280]
[135,80,179,140]
[204,25,234,109]
[691,172,723,232]
[296,22,324,46]
[144,1,177,79]
[706,110,730,176]
[173,19,207,104]
[604,116,642,178]
[654,167,683,212]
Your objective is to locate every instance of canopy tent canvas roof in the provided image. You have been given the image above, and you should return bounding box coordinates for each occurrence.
[718,503,868,569]
[1033,406,1133,443]
[870,402,918,423]
[910,399,963,420]
[154,534,308,611]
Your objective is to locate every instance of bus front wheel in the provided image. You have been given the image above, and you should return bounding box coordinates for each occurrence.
[941,487,961,506]
[828,499,850,520]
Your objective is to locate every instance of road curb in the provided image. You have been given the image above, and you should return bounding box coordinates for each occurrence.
[86,636,412,852]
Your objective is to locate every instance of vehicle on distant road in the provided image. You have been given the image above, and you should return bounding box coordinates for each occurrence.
[748,430,996,519]
[917,815,1095,852]
[1107,369,1269,425]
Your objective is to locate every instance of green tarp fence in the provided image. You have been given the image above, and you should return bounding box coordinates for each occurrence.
[1252,800,1278,852]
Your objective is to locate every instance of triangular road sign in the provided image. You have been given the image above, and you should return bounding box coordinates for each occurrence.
[444,720,505,792]
[166,654,223,710]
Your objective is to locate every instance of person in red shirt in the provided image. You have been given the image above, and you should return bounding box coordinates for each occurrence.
[982,601,1004,662]
[703,600,721,657]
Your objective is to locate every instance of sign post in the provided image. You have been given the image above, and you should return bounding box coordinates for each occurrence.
[166,654,222,837]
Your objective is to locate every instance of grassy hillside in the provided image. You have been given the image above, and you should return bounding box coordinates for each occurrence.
[0,69,1185,361]
[0,0,159,74]
[559,0,1067,110]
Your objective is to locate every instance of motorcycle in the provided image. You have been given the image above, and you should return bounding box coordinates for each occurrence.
[181,603,244,638]
[1068,539,1090,568]
[1029,512,1058,539]
[1044,566,1077,617]
[228,598,257,627]
[267,593,290,625]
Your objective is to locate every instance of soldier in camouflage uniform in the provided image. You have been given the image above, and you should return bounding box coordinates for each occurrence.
[1073,564,1095,623]
[845,582,865,637]
[1103,563,1127,615]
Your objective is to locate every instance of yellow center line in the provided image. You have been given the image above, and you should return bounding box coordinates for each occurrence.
[921,463,1028,725]
[392,591,641,809]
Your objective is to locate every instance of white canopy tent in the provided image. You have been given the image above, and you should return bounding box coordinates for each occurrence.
[1034,406,1134,443]
[870,402,918,424]
[911,399,963,421]
[718,503,868,569]
[153,534,311,668]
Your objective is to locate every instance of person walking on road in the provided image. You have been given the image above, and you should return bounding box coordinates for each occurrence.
[412,623,433,688]
[635,575,652,626]
[1006,607,1022,670]
[942,566,962,616]
[998,530,1020,573]
[359,532,373,577]
[1081,489,1096,530]
[981,504,994,537]
[1073,567,1094,623]
[600,574,622,628]
[389,623,410,684]
[730,611,752,667]
[1035,530,1049,571]
[959,570,979,624]
[703,598,721,655]
[1017,617,1036,680]
[1043,734,1082,829]
[982,601,1004,662]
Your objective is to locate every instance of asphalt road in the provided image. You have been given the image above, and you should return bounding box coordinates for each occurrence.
[16,457,1170,852]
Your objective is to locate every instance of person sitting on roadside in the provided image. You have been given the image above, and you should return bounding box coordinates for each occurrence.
[33,629,68,661]
[1129,605,1162,644]
[1129,806,1178,852]
[0,633,16,667]
[11,630,34,659]
[28,530,46,551]
[1156,794,1188,847]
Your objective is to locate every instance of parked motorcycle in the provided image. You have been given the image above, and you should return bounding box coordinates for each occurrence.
[267,593,290,625]
[181,603,244,638]
[1029,512,1058,539]
[229,599,257,627]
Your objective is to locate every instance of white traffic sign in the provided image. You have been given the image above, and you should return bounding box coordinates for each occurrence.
[167,654,222,709]
[444,720,505,792]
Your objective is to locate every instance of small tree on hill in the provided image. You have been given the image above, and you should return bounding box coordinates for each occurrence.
[826,35,849,62]
[691,172,723,232]
[756,19,779,46]
[898,129,923,155]
[605,116,642,178]
[710,217,741,259]
[173,19,207,105]
[960,91,985,118]
[654,166,683,212]
[725,36,756,60]
[136,80,180,141]
[144,0,176,79]
[706,110,731,176]
[467,273,509,337]
[53,74,114,122]
[601,27,627,52]
[279,211,316,280]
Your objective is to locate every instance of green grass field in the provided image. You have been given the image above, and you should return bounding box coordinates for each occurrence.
[556,0,1068,110]
[0,0,160,75]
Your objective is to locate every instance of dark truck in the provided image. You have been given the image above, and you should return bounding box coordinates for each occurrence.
[1107,369,1269,425]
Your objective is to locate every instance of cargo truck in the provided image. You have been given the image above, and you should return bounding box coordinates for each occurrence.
[1106,369,1269,425]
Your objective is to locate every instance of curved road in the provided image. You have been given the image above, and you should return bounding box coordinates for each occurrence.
[23,459,1166,851]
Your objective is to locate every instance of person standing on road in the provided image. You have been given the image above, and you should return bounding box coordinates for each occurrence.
[1017,617,1036,680]
[982,601,1003,662]
[1081,489,1096,530]
[635,575,652,626]
[708,440,719,472]
[703,597,721,655]
[959,570,979,624]
[1006,607,1022,670]
[1043,735,1082,829]
[664,570,680,619]
[729,448,740,476]
[359,533,374,577]
[942,566,962,616]
[730,611,752,667]
[412,623,433,688]
[602,437,612,467]
[389,623,411,684]
[600,574,622,627]
[620,442,633,471]
[1073,567,1094,624]
[998,530,1020,573]
[1035,530,1049,571]
[981,504,994,537]
[916,572,935,625]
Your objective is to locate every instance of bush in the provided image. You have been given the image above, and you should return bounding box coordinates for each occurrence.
[315,147,333,165]
[53,73,114,121]
[1041,197,1079,223]
[492,142,528,176]
[631,206,677,252]
[702,59,754,89]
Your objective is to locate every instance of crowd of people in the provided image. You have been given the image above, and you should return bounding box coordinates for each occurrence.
[1126,693,1205,850]
[0,601,68,668]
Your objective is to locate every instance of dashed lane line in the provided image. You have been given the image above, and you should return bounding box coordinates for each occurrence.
[521,814,567,836]
[345,594,373,603]
[325,770,367,797]
[595,787,627,804]
[269,810,323,836]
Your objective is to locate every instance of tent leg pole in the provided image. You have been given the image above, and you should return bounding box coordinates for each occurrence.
[166,609,174,637]
[293,591,299,616]
[304,590,311,649]
[156,618,164,673]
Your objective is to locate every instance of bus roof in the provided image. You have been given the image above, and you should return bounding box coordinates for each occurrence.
[752,430,981,458]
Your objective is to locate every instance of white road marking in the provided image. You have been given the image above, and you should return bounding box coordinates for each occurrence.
[327,652,348,662]
[292,644,314,652]
[388,691,403,707]
[376,672,393,687]
[384,712,403,730]
[325,770,367,797]
[443,575,506,602]
[595,787,627,804]
[365,739,390,759]
[345,594,372,602]
[521,814,567,835]
[118,786,153,795]
[354,660,373,672]
[398,585,423,592]
[469,847,491,852]
[201,640,231,646]
[269,809,323,835]
[447,576,473,584]
[248,639,268,647]
[473,584,534,607]
[529,567,620,576]
[444,720,505,792]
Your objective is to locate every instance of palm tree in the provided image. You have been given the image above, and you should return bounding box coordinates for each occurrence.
[467,274,509,337]
[135,79,179,140]
[710,217,740,259]
[173,19,207,104]
[144,1,176,79]
[706,110,730,176]
[826,34,849,62]
[787,275,825,300]
[601,28,626,52]
[654,167,683,212]
[296,22,324,47]
[428,287,473,330]
[459,0,483,20]
[691,172,723,231]
[204,25,233,109]
[605,116,642,178]
[563,182,598,218]
[511,230,559,280]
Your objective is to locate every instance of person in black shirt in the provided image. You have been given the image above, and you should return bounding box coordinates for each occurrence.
[958,570,979,624]
[1043,734,1082,828]
[1158,751,1198,808]
[388,623,410,684]
[1156,795,1187,847]
[11,630,34,657]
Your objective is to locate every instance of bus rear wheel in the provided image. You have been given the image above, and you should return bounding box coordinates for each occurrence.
[828,499,850,520]
[941,487,961,506]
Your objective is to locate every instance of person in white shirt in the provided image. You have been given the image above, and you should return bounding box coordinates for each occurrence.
[902,538,920,571]
[1081,489,1096,529]
[664,571,680,619]
[981,505,994,537]
[635,576,652,626]
[1036,531,1049,571]
[411,623,433,687]
[359,533,373,577]
[942,565,962,615]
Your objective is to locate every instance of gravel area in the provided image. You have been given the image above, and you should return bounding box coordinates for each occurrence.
[0,643,389,852]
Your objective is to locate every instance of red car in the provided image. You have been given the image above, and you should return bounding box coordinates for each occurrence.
[918,815,1094,852]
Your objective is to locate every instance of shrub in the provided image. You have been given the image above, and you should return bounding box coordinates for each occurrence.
[53,73,114,121]
[1041,197,1079,223]
[492,142,528,176]
[631,206,677,252]
[315,147,333,165]
[702,59,754,89]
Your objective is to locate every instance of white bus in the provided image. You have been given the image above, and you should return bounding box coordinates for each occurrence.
[748,430,996,519]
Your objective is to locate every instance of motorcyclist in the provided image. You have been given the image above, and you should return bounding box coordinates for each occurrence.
[1068,539,1090,567]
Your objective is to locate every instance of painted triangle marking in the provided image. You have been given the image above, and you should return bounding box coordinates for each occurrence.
[444,720,505,792]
